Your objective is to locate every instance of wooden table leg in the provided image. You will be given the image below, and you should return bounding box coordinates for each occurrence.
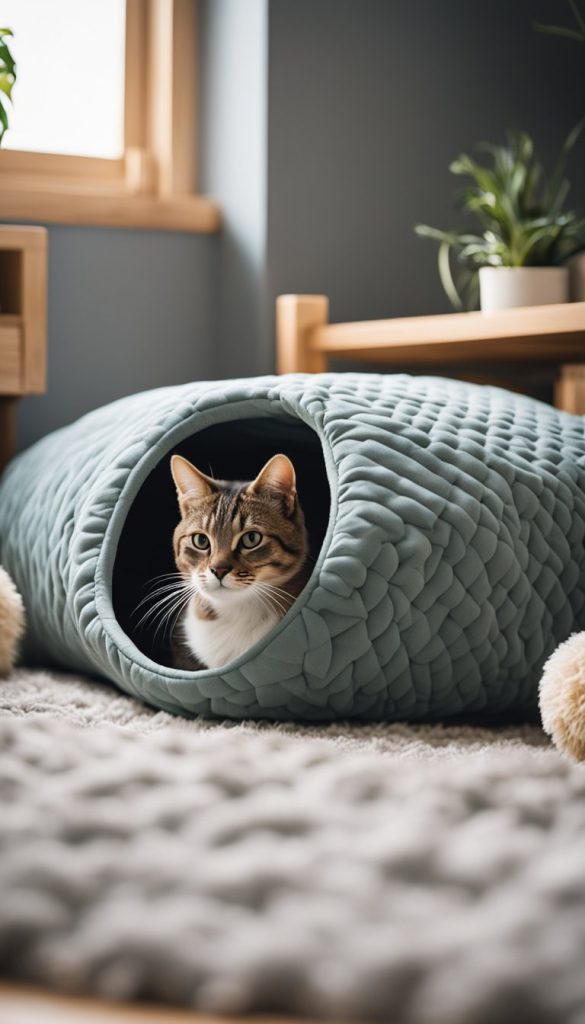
[555,365,585,414]
[0,397,17,473]
[276,294,329,374]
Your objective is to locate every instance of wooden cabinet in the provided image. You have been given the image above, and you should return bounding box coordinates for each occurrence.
[0,226,48,470]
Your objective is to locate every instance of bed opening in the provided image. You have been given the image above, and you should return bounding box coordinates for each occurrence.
[112,415,330,667]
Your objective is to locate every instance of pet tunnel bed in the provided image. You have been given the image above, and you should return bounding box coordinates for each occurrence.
[1,373,585,722]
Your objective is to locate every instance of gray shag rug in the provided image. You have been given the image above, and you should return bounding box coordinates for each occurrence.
[1,669,584,1024]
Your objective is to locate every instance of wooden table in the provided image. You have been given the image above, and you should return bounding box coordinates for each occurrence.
[0,225,48,471]
[276,294,585,412]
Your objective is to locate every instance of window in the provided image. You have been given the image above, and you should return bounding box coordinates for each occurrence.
[0,0,219,233]
[4,0,126,159]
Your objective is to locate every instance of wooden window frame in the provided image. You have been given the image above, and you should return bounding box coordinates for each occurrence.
[0,0,220,233]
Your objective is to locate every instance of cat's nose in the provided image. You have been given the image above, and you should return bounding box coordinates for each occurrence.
[210,565,231,581]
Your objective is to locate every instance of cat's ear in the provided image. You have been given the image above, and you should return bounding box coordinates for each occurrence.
[171,455,215,505]
[248,454,297,513]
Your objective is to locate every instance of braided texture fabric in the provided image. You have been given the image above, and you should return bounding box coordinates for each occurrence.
[1,373,584,721]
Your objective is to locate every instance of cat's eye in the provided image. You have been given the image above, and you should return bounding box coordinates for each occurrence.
[192,533,210,550]
[241,530,263,549]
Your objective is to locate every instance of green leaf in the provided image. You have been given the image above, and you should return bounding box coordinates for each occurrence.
[414,224,462,246]
[514,131,534,168]
[0,27,15,143]
[533,21,585,42]
[464,192,496,213]
[0,97,8,143]
[0,70,15,100]
[543,118,585,211]
[562,116,585,155]
[519,224,562,264]
[549,178,571,218]
[569,0,585,34]
[438,241,464,311]
[450,154,500,196]
[0,41,15,76]
[524,160,542,207]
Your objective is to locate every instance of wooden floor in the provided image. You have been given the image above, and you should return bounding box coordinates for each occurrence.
[0,984,308,1024]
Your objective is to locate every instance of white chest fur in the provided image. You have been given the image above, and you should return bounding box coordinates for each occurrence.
[181,593,280,669]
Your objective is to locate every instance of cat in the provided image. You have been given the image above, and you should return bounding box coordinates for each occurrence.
[169,453,310,670]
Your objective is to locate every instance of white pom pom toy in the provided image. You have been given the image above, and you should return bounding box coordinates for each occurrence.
[0,565,25,677]
[540,633,585,762]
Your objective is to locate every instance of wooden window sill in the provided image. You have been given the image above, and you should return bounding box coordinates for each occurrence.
[0,186,221,234]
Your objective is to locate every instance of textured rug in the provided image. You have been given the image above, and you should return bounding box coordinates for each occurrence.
[1,670,584,1024]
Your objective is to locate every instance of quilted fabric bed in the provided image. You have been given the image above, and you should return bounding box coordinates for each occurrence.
[1,372,585,722]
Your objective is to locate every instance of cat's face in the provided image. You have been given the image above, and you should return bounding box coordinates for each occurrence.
[171,453,308,609]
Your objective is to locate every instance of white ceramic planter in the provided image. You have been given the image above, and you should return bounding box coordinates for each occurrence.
[479,266,569,312]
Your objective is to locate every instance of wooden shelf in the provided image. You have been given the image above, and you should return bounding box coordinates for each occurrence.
[311,301,585,364]
[0,227,47,394]
[0,315,23,394]
[0,225,48,470]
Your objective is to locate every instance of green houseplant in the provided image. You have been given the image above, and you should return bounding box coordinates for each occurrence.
[0,27,16,145]
[415,122,585,311]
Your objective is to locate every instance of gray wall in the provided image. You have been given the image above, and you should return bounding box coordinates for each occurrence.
[199,0,270,378]
[266,0,585,328]
[17,227,218,450]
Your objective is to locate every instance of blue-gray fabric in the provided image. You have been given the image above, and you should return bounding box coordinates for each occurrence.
[1,373,584,721]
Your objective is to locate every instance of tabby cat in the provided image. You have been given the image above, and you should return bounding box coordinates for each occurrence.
[169,453,310,670]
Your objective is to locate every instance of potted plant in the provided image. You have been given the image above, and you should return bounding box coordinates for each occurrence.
[0,27,15,145]
[415,122,585,312]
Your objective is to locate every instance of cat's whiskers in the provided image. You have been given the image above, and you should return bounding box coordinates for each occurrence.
[255,591,290,617]
[256,581,295,602]
[148,571,185,582]
[150,580,200,643]
[133,581,189,613]
[153,588,196,645]
[137,571,185,595]
[258,595,289,618]
[134,595,184,633]
[133,577,196,632]
[256,579,294,603]
[251,586,280,621]
[253,582,291,617]
[133,582,188,617]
